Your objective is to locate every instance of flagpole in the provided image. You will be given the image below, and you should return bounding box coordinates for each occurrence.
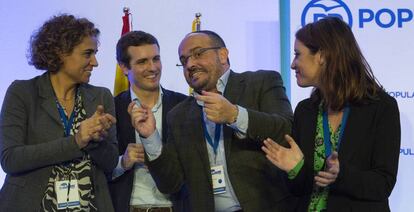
[188,13,202,95]
[113,7,132,96]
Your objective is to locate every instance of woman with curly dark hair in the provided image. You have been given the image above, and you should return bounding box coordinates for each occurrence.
[0,14,118,211]
[262,17,400,211]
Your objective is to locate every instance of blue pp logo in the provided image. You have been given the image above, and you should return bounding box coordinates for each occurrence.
[302,0,352,27]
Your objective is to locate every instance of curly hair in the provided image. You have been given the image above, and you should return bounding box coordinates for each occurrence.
[28,14,100,72]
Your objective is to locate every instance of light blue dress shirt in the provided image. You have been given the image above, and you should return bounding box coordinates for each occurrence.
[112,87,172,207]
[142,70,249,211]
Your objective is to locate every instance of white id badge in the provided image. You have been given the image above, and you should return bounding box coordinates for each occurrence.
[211,165,226,194]
[55,180,81,210]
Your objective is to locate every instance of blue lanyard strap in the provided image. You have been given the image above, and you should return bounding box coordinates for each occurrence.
[201,118,222,155]
[322,106,350,157]
[57,103,76,137]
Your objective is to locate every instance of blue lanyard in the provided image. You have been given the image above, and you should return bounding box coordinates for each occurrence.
[322,106,350,157]
[201,118,222,155]
[57,103,76,137]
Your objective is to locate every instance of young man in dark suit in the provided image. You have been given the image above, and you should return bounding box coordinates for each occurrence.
[130,30,295,211]
[108,31,186,212]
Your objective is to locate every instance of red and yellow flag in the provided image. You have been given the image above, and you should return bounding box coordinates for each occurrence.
[113,8,131,96]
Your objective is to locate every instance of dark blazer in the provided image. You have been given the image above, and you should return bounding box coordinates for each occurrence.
[108,88,186,212]
[147,70,295,212]
[0,72,118,212]
[289,91,401,212]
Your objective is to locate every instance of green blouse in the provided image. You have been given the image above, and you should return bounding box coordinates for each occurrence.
[288,104,341,212]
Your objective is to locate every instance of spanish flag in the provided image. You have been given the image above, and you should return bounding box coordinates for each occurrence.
[113,8,131,96]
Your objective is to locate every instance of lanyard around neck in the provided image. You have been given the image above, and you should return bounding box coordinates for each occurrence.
[201,117,222,155]
[322,106,350,157]
[57,102,76,137]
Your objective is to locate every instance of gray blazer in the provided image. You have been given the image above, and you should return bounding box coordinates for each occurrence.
[148,70,296,212]
[0,72,118,211]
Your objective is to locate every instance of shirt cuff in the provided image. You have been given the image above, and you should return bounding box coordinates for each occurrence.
[112,156,126,179]
[288,158,304,179]
[227,105,248,135]
[141,130,163,161]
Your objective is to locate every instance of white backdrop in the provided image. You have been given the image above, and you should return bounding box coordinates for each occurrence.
[0,0,281,188]
[290,1,414,211]
[0,0,282,100]
[0,0,412,210]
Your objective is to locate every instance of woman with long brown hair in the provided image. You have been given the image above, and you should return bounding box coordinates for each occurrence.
[262,17,400,211]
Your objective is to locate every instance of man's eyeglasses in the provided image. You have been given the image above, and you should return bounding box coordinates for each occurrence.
[178,47,221,67]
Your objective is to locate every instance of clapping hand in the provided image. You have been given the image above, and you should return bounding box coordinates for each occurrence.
[75,105,116,148]
[314,151,340,187]
[121,143,145,170]
[262,135,304,172]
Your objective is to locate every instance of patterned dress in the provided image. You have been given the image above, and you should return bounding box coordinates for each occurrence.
[41,88,97,211]
[307,104,340,212]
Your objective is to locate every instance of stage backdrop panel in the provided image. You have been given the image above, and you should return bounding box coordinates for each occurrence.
[289,1,414,211]
[0,0,281,187]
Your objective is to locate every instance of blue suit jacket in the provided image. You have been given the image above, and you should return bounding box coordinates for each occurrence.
[108,88,186,212]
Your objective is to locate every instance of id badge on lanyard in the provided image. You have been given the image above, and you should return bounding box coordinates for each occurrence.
[55,100,80,209]
[202,118,227,194]
[211,165,226,194]
[55,179,80,209]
